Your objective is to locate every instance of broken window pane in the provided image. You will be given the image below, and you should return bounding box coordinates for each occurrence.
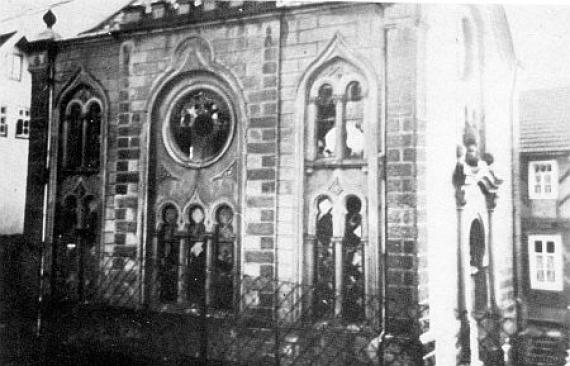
[170,90,232,163]
[316,84,336,158]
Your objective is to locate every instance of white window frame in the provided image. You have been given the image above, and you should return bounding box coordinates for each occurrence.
[15,107,30,139]
[528,160,558,200]
[528,234,563,291]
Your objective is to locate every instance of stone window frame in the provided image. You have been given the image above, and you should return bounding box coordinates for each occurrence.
[306,67,368,166]
[528,160,558,200]
[162,82,236,169]
[294,34,381,317]
[528,234,563,291]
[60,96,103,172]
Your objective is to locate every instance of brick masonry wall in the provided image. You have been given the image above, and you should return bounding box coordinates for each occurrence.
[51,40,134,302]
[50,14,284,305]
[384,9,425,338]
[276,3,384,283]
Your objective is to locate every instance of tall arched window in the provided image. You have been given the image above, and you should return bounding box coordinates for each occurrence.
[158,204,179,303]
[313,195,335,319]
[316,84,336,158]
[342,195,365,321]
[64,103,82,169]
[213,204,235,310]
[187,205,206,307]
[307,62,367,164]
[85,103,101,169]
[60,93,102,172]
[304,58,372,322]
[344,81,364,159]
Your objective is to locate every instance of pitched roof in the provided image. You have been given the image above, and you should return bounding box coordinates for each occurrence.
[519,87,570,153]
[0,31,17,48]
[83,0,279,36]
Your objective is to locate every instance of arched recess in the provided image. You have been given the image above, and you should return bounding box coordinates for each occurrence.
[456,6,487,157]
[294,33,381,321]
[141,35,247,309]
[48,67,110,303]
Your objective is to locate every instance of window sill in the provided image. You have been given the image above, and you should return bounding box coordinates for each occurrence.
[61,167,100,175]
[305,159,366,171]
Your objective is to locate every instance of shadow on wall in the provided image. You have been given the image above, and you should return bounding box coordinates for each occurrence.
[0,235,40,320]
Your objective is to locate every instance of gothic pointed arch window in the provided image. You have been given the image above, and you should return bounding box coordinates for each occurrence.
[59,89,103,173]
[307,61,367,165]
[302,54,375,322]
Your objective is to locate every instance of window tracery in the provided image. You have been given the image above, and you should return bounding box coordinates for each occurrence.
[53,187,99,302]
[60,90,103,172]
[308,62,367,164]
[166,88,233,167]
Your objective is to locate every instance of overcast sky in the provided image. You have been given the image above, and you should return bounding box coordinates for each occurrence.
[506,5,570,91]
[1,0,569,91]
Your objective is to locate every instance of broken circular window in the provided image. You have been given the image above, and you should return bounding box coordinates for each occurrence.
[165,88,233,167]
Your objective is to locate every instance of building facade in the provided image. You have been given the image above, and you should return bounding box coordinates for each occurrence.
[0,31,31,235]
[23,2,518,365]
[518,87,570,365]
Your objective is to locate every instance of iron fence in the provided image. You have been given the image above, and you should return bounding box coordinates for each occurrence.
[39,248,539,366]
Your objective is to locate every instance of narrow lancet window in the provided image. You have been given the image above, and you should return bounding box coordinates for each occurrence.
[342,195,365,321]
[65,104,83,169]
[158,204,179,303]
[316,84,336,158]
[213,205,235,309]
[187,206,206,307]
[313,196,335,319]
[84,103,101,169]
[344,81,364,159]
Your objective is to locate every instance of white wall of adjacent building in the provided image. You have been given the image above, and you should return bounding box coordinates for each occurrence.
[0,34,31,235]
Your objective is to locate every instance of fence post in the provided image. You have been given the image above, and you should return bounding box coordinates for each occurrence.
[274,280,281,366]
[200,235,212,364]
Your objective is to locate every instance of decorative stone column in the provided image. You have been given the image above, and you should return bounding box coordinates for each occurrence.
[453,148,506,366]
[453,163,471,365]
[333,95,345,162]
[332,236,343,316]
[306,98,318,161]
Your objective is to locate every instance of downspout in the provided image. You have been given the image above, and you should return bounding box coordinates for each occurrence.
[379,16,392,366]
[510,61,523,331]
[274,10,284,365]
[37,40,56,337]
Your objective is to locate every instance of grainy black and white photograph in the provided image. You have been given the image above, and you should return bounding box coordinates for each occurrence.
[0,0,569,365]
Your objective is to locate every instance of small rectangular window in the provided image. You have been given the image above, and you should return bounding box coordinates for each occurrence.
[528,234,563,291]
[9,54,23,81]
[15,107,30,139]
[0,106,7,137]
[528,161,558,199]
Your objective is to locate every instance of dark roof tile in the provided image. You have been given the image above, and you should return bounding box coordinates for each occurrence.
[519,87,570,153]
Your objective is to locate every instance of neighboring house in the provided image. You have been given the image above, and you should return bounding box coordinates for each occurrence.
[0,31,32,235]
[518,87,570,365]
[22,2,518,365]
[0,0,131,237]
